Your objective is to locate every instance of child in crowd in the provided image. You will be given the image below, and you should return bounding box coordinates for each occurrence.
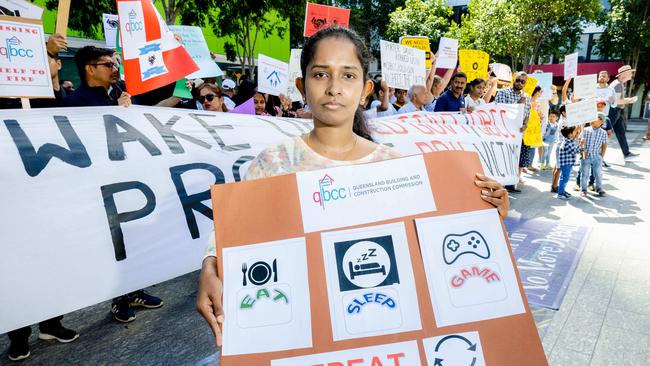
[579,113,608,197]
[541,110,560,170]
[556,125,582,200]
[550,105,567,192]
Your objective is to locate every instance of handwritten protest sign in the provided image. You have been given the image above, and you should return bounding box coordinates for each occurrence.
[523,75,538,97]
[523,110,543,147]
[532,72,553,101]
[459,49,489,82]
[565,99,598,127]
[257,53,289,96]
[400,36,432,69]
[214,153,547,365]
[102,13,119,48]
[436,37,458,69]
[117,0,198,95]
[573,74,597,100]
[564,52,578,80]
[0,16,53,98]
[287,49,302,102]
[380,40,426,90]
[0,0,43,18]
[491,63,512,82]
[169,25,222,79]
[303,2,350,37]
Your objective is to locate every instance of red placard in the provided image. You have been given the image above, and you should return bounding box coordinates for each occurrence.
[303,2,351,37]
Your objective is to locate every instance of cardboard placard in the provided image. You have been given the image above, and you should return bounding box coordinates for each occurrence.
[436,37,458,69]
[0,16,53,98]
[573,74,597,100]
[491,63,512,82]
[459,49,489,82]
[257,53,289,97]
[532,72,553,101]
[565,99,598,127]
[103,13,119,48]
[523,109,543,147]
[213,152,547,365]
[380,40,426,91]
[523,75,538,97]
[303,2,350,37]
[0,0,43,19]
[563,52,578,80]
[169,25,223,79]
[400,36,432,69]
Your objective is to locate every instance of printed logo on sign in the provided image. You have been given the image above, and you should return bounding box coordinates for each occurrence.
[125,9,144,36]
[237,259,292,328]
[266,70,281,87]
[335,235,400,292]
[313,174,350,210]
[0,37,34,61]
[442,231,490,265]
[444,262,507,307]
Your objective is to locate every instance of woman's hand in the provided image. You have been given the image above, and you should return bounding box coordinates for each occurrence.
[196,256,224,347]
[474,173,509,218]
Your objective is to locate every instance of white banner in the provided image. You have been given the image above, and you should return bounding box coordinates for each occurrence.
[573,74,597,100]
[0,104,522,333]
[379,40,426,90]
[257,53,289,97]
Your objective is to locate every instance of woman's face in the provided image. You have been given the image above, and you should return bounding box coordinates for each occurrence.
[302,37,371,128]
[471,82,485,97]
[199,87,223,112]
[254,93,266,115]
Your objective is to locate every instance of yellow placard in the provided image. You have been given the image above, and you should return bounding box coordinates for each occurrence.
[400,36,432,69]
[523,109,543,147]
[458,49,489,82]
[523,76,538,97]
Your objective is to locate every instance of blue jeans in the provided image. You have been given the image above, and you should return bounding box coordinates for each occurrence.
[541,143,555,165]
[558,164,573,195]
[580,156,602,190]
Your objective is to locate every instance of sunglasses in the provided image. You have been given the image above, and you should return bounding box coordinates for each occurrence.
[198,93,221,103]
[514,79,527,84]
[91,62,118,69]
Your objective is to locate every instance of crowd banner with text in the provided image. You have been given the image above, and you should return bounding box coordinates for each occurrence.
[380,40,426,91]
[213,152,547,365]
[303,2,350,37]
[257,53,289,97]
[168,25,223,79]
[0,104,524,333]
[399,35,432,69]
[117,0,198,95]
[0,16,53,98]
[459,49,489,82]
[436,37,458,69]
[103,13,119,48]
[0,0,43,19]
[572,74,597,100]
[565,99,598,127]
[287,49,302,102]
[563,52,578,80]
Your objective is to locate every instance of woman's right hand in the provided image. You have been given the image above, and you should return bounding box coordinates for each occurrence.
[197,256,224,347]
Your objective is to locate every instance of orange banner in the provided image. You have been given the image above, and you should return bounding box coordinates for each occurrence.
[303,2,351,37]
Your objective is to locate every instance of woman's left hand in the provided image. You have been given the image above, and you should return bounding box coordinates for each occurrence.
[474,173,509,218]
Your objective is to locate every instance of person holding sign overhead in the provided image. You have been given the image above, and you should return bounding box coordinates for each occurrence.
[196,26,510,347]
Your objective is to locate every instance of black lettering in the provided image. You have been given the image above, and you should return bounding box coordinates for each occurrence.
[144,113,211,153]
[104,114,161,161]
[188,113,251,151]
[101,181,156,261]
[4,116,91,177]
[169,163,225,239]
[232,156,255,182]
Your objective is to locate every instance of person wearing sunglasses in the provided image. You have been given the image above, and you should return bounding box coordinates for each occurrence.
[64,46,133,107]
[197,83,227,112]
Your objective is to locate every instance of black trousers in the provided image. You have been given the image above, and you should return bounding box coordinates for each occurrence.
[608,108,630,156]
[7,316,63,344]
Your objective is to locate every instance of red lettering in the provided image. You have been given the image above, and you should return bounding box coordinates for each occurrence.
[370,356,383,366]
[497,109,517,138]
[379,121,408,134]
[485,272,501,282]
[386,352,405,366]
[348,359,364,366]
[415,141,435,153]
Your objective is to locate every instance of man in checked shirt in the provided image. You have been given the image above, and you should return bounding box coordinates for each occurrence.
[579,113,608,197]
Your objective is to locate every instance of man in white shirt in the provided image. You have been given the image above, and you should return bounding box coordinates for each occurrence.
[398,85,431,114]
[221,79,237,111]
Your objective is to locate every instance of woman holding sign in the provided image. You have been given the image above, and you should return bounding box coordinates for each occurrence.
[196,27,510,346]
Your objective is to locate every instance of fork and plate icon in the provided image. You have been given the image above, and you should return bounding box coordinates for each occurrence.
[242,259,278,286]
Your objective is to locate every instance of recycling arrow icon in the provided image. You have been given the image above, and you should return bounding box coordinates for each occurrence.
[433,334,478,366]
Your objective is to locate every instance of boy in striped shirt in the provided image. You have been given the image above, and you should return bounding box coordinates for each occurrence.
[580,113,608,196]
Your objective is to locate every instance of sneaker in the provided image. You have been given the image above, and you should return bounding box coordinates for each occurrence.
[7,340,29,362]
[129,290,163,309]
[573,184,580,191]
[112,302,136,323]
[588,183,595,191]
[597,189,606,196]
[551,186,558,193]
[581,190,588,197]
[557,193,570,200]
[624,152,639,159]
[39,324,79,343]
[564,191,573,197]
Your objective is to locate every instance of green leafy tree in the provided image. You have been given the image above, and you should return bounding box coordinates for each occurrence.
[385,0,453,46]
[597,0,649,110]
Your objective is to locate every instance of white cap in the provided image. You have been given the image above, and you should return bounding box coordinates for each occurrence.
[222,79,236,90]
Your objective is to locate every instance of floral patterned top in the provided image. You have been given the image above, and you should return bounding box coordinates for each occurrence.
[204,135,401,258]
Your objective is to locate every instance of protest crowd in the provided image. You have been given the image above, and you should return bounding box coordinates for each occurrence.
[0,0,647,364]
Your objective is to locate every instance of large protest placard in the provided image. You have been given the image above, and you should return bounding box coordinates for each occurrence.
[523,110,543,147]
[0,16,53,98]
[565,99,598,127]
[459,49,489,82]
[303,2,350,37]
[257,53,289,97]
[103,13,119,48]
[563,52,578,80]
[573,74,597,100]
[0,105,523,333]
[436,37,458,69]
[399,35,431,69]
[287,49,302,102]
[532,72,553,101]
[213,152,547,365]
[0,0,43,18]
[523,75,539,97]
[169,25,223,79]
[492,63,512,82]
[380,40,426,91]
[117,0,198,95]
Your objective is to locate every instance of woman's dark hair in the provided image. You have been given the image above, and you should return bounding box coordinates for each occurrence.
[469,78,485,90]
[532,85,542,97]
[300,26,373,141]
[197,83,227,112]
[74,46,114,84]
[233,79,256,105]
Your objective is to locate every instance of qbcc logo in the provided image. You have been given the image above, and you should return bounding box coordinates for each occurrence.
[0,36,34,61]
[125,9,144,35]
[313,174,349,210]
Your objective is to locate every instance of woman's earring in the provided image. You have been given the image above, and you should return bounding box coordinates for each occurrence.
[360,98,366,105]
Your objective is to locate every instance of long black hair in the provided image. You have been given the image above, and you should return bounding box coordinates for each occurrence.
[300,26,373,141]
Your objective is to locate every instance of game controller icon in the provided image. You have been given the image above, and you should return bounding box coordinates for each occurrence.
[442,231,490,265]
